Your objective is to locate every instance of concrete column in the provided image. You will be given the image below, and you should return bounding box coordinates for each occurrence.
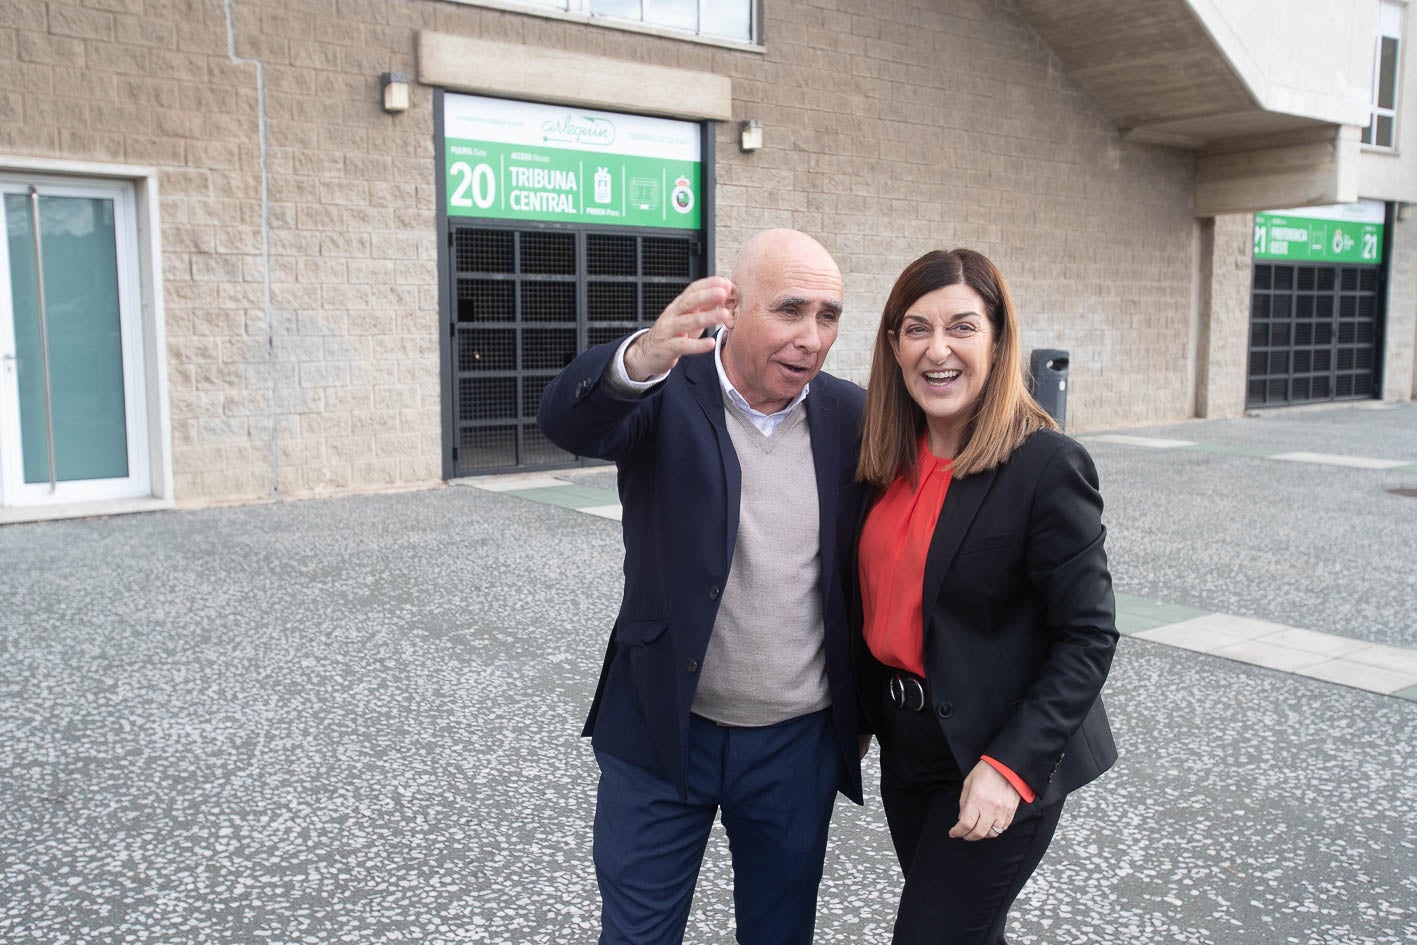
[1385,211,1417,401]
[1195,213,1255,417]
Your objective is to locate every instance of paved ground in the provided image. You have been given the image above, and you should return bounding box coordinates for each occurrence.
[2,402,1415,944]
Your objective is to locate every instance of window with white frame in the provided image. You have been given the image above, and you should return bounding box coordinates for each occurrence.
[501,0,755,42]
[1362,1,1403,150]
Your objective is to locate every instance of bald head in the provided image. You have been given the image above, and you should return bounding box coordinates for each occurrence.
[731,229,841,310]
[720,228,845,414]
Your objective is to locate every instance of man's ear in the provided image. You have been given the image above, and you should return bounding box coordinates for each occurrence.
[724,288,738,328]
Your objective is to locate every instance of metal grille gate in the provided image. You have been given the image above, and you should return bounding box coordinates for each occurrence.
[449,224,701,474]
[1247,262,1382,407]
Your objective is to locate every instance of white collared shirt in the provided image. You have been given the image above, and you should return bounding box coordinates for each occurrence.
[611,328,809,436]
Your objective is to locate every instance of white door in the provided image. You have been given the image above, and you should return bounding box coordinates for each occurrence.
[0,176,151,507]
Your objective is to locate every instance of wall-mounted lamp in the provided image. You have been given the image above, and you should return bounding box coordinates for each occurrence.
[740,119,763,152]
[381,72,410,113]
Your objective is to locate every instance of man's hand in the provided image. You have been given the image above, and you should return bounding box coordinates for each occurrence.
[623,277,734,382]
[949,760,1021,842]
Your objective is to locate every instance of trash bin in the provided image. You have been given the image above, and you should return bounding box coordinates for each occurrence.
[1029,349,1069,430]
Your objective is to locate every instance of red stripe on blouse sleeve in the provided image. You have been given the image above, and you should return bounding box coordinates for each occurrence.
[981,755,1037,804]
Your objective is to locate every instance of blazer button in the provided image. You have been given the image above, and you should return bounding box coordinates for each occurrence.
[685,659,699,673]
[708,585,720,600]
[935,702,953,719]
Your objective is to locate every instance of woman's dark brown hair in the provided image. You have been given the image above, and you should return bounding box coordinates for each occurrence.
[857,248,1057,489]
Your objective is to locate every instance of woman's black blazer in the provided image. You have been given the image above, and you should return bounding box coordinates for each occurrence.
[859,428,1118,813]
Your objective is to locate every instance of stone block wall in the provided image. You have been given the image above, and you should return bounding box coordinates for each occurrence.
[1385,213,1416,401]
[1,0,1204,505]
[1195,212,1255,418]
[715,0,1198,430]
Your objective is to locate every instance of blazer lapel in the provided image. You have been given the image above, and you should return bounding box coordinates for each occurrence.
[920,464,999,628]
[806,383,839,598]
[685,354,741,565]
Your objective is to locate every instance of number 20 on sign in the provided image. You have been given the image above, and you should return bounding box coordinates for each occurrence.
[449,161,496,210]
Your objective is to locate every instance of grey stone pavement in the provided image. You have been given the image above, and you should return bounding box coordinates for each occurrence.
[2,401,1415,944]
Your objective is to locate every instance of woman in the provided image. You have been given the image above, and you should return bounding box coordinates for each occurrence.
[856,248,1118,944]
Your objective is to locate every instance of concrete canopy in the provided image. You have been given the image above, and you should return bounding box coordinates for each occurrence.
[1012,0,1377,214]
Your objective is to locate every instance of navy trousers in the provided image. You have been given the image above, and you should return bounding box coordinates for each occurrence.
[593,709,841,945]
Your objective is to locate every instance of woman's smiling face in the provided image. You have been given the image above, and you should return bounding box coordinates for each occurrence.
[889,283,993,457]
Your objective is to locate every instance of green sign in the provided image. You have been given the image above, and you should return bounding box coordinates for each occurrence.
[445,140,700,229]
[443,94,701,230]
[1253,201,1385,264]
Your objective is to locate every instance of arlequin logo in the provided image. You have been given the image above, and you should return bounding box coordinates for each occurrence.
[541,115,616,147]
[671,176,694,214]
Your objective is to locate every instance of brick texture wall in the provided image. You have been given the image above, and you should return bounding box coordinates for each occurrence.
[4,0,277,501]
[1384,213,1416,401]
[1195,212,1254,418]
[3,0,1202,505]
[719,0,1198,432]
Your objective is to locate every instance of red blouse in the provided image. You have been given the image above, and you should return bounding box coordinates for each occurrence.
[858,437,952,679]
[858,436,1037,803]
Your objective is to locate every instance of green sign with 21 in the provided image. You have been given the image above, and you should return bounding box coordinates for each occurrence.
[1253,205,1385,265]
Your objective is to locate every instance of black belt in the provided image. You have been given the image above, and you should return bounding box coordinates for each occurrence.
[888,670,927,712]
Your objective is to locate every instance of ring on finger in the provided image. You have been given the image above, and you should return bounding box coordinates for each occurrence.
[989,824,1005,835]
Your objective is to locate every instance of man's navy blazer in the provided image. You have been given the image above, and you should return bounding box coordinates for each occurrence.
[538,338,869,804]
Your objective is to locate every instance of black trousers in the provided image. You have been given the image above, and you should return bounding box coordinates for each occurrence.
[876,677,1064,945]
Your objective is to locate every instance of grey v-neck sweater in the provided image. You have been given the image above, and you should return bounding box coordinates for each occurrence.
[691,401,831,726]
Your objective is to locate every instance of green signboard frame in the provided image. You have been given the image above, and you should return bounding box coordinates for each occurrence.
[443,94,702,230]
[1253,202,1385,264]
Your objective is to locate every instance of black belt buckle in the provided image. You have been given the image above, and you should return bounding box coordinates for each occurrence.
[889,672,926,712]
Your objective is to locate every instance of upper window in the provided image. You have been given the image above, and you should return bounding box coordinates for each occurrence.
[510,0,755,43]
[1362,1,1404,150]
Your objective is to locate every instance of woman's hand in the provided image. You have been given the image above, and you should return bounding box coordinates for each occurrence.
[949,760,1021,841]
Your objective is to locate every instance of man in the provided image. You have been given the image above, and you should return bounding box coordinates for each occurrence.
[537,229,868,945]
